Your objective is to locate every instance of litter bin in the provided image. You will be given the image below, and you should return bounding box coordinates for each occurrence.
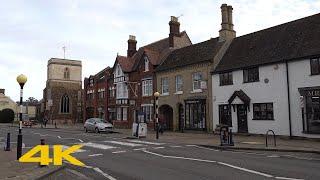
[220,125,234,146]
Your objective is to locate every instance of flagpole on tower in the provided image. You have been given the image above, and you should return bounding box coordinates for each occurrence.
[62,46,66,59]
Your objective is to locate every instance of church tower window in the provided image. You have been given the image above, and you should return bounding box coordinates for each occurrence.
[64,67,70,80]
[60,94,70,113]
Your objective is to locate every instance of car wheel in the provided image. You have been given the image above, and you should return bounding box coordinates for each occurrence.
[84,127,88,133]
[95,128,100,133]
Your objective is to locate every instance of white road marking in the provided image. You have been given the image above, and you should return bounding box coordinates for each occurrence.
[267,155,280,158]
[142,150,303,179]
[69,160,116,180]
[82,142,118,150]
[128,140,165,145]
[104,140,145,147]
[188,145,219,152]
[133,148,146,151]
[93,167,117,180]
[275,177,304,180]
[88,154,103,157]
[62,145,86,153]
[170,145,182,148]
[217,162,273,178]
[112,150,126,154]
[153,147,165,149]
[57,135,83,142]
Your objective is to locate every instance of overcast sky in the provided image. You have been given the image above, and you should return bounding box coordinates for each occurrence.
[0,0,319,101]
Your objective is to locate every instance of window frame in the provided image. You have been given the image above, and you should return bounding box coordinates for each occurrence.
[142,79,153,96]
[161,77,169,95]
[219,72,233,86]
[253,103,274,120]
[144,57,149,72]
[192,72,202,91]
[243,67,259,83]
[175,75,183,92]
[310,58,320,75]
[142,105,153,122]
[122,107,128,121]
[117,107,122,120]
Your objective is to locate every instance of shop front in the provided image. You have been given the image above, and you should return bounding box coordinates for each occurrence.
[184,98,206,130]
[299,87,320,134]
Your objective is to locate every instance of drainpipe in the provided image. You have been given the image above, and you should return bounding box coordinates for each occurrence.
[286,61,292,138]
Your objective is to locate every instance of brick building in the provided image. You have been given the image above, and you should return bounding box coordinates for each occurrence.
[83,16,191,129]
[83,67,112,121]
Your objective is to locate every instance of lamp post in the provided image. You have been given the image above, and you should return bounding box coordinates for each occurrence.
[154,92,160,139]
[16,74,27,160]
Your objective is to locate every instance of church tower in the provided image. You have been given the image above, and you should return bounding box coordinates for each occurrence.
[43,58,82,124]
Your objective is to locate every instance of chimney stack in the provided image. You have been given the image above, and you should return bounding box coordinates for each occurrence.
[127,35,137,57]
[219,4,236,42]
[169,16,180,47]
[0,89,4,95]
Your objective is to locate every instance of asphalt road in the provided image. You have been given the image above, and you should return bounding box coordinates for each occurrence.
[1,125,320,180]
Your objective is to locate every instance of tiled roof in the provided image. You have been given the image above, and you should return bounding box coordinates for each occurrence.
[117,55,135,72]
[156,37,224,72]
[129,31,192,71]
[213,13,320,73]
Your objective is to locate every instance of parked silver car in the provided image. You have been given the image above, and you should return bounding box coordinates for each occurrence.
[84,118,113,133]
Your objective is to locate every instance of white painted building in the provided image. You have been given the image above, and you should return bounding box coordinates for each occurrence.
[211,13,320,138]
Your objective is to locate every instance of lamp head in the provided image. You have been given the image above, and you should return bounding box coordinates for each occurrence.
[154,91,160,97]
[17,74,27,87]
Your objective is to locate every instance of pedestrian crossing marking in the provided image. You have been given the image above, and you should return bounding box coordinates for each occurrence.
[127,140,165,145]
[82,142,118,150]
[104,140,145,147]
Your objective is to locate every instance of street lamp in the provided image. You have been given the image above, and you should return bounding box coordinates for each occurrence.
[154,91,160,139]
[16,74,27,160]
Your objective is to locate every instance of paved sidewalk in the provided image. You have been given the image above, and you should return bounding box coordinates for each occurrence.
[0,149,64,180]
[117,128,320,154]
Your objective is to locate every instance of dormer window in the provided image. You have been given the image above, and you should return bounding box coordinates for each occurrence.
[144,57,149,72]
[64,67,70,80]
[117,65,121,76]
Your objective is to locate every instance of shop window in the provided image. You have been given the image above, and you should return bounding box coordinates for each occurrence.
[310,58,320,75]
[305,94,320,133]
[253,103,274,120]
[185,100,206,130]
[243,67,259,83]
[219,72,233,86]
[142,105,153,122]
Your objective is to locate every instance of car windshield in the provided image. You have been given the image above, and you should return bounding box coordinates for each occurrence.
[93,118,105,123]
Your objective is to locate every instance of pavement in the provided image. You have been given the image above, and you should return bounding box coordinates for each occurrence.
[1,123,320,179]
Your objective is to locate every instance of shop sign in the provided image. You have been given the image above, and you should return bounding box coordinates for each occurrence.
[307,90,320,97]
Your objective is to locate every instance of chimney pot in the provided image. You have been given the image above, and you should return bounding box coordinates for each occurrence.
[169,16,180,47]
[127,35,137,57]
[0,89,4,95]
[219,4,236,41]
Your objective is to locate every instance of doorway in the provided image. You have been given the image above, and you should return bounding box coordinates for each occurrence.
[237,104,248,133]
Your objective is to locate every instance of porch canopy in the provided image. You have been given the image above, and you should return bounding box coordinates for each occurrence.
[228,90,251,110]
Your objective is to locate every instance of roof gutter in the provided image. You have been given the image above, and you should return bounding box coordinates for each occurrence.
[286,60,292,138]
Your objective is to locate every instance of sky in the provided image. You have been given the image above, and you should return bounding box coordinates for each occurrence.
[0,0,319,101]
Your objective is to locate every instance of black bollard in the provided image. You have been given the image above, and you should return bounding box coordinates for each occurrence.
[54,122,57,129]
[5,133,11,151]
[39,139,47,167]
